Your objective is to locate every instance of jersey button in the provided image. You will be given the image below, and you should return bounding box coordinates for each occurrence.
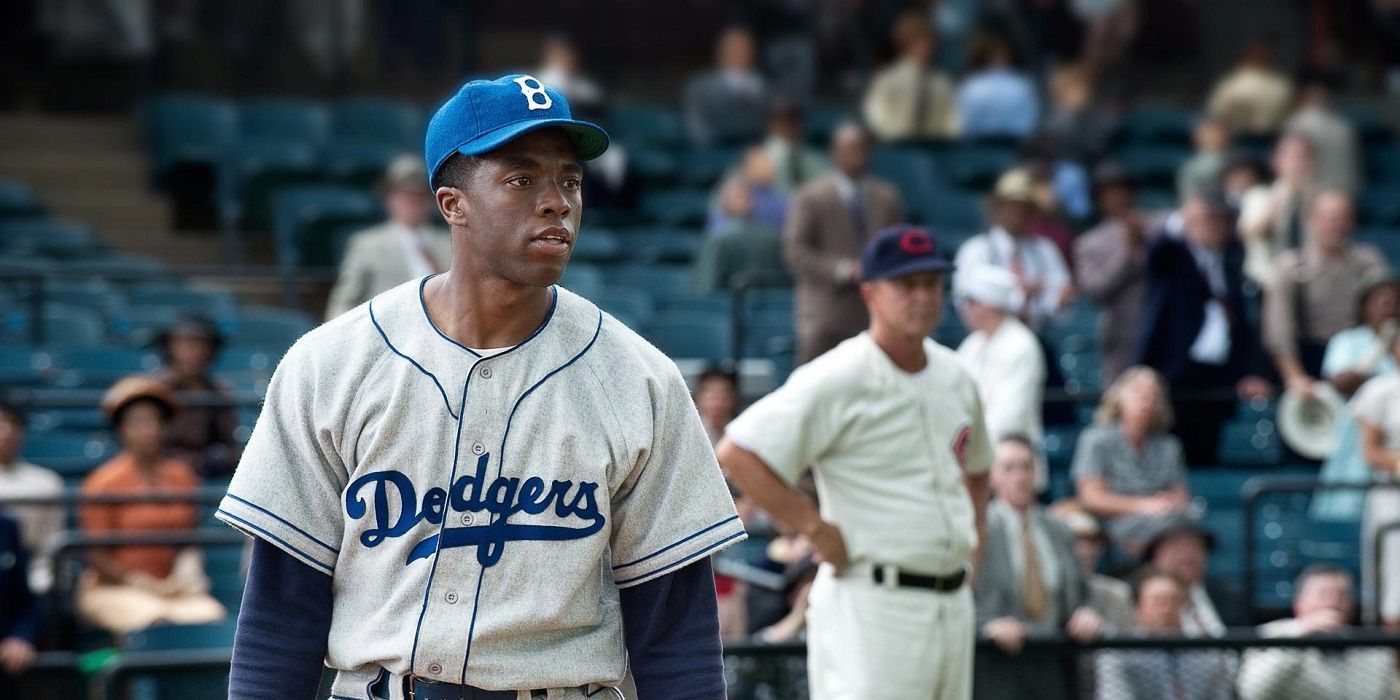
[460,513,474,526]
[428,663,443,675]
[471,442,485,455]
[479,366,492,379]
[445,591,459,604]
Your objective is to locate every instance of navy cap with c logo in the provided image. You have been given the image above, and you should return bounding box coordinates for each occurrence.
[860,225,955,282]
[424,73,610,183]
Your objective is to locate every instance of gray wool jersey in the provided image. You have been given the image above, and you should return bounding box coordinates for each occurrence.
[216,276,746,697]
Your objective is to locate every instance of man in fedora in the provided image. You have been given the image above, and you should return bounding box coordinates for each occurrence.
[325,154,453,320]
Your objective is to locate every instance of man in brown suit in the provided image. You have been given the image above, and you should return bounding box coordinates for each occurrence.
[783,122,905,363]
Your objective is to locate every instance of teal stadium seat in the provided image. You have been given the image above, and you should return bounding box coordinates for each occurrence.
[1365,143,1400,185]
[1114,105,1194,146]
[54,348,161,388]
[645,312,732,362]
[1115,145,1192,190]
[591,290,656,328]
[941,141,1016,189]
[271,185,383,268]
[623,227,704,265]
[220,138,323,232]
[239,98,331,144]
[0,218,106,259]
[0,346,58,387]
[559,262,604,298]
[681,147,741,187]
[21,430,116,477]
[1216,419,1283,467]
[869,148,942,224]
[607,103,682,147]
[332,98,422,147]
[627,146,680,185]
[143,94,238,177]
[570,228,624,263]
[321,140,406,189]
[638,188,711,228]
[2,304,108,347]
[224,307,315,351]
[608,265,692,297]
[128,285,238,319]
[0,179,46,220]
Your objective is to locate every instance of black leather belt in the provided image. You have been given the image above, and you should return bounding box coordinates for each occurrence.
[871,565,966,592]
[404,675,537,700]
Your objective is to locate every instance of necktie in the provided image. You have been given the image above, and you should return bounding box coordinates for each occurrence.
[1021,516,1049,620]
[848,185,866,235]
[911,67,932,137]
[785,145,804,188]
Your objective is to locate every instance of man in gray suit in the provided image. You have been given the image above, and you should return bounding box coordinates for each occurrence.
[682,26,768,147]
[783,122,905,363]
[975,436,1104,700]
[324,155,453,320]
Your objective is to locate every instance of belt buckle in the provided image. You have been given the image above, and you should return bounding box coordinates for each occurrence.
[405,673,420,700]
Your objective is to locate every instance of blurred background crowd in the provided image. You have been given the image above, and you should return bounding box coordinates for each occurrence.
[2,0,1400,698]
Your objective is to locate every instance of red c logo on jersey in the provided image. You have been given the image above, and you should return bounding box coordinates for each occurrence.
[952,423,972,471]
[899,229,934,255]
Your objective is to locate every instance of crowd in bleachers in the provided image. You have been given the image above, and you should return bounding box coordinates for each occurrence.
[3,3,1400,698]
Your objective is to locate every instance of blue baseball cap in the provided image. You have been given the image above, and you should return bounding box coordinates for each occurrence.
[424,73,610,182]
[861,225,955,282]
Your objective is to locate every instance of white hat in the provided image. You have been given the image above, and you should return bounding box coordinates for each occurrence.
[953,264,1024,314]
[1278,383,1346,460]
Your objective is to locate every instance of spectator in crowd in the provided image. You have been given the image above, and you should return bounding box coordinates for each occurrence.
[1141,518,1233,636]
[1356,332,1400,629]
[1239,132,1319,286]
[1284,75,1361,194]
[1095,568,1235,700]
[1177,117,1232,200]
[955,266,1047,490]
[1049,501,1136,631]
[1221,153,1271,213]
[1238,564,1396,700]
[683,25,768,147]
[783,121,905,362]
[1072,367,1191,555]
[707,147,788,237]
[693,366,740,446]
[1263,191,1390,395]
[1025,160,1082,262]
[0,512,36,698]
[956,168,1073,332]
[151,315,240,478]
[694,176,789,295]
[956,34,1041,139]
[1074,0,1140,84]
[0,404,62,593]
[1075,164,1161,383]
[862,11,959,142]
[975,436,1102,700]
[762,100,827,194]
[1137,191,1272,465]
[1040,63,1115,166]
[77,377,225,634]
[535,35,603,117]
[1205,36,1295,136]
[325,155,451,320]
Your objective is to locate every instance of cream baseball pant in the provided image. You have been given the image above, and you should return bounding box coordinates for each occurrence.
[806,564,975,700]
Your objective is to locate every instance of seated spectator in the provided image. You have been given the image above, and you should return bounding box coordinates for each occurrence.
[1072,367,1191,555]
[1263,191,1390,396]
[1177,117,1231,200]
[1039,63,1115,166]
[783,122,905,362]
[151,315,240,478]
[694,177,789,295]
[863,11,959,142]
[1284,74,1360,194]
[1137,191,1272,465]
[955,168,1073,332]
[956,34,1040,139]
[77,377,225,634]
[0,512,36,698]
[707,147,788,237]
[1238,564,1395,700]
[0,403,62,593]
[1239,132,1319,286]
[954,266,1047,489]
[1075,164,1162,383]
[1205,36,1295,136]
[1356,333,1400,629]
[763,100,827,194]
[975,436,1102,700]
[1094,567,1236,700]
[694,366,740,446]
[1141,518,1233,636]
[1049,501,1135,631]
[325,155,451,320]
[683,25,768,147]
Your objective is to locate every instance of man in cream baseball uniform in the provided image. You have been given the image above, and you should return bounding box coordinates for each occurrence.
[219,74,745,700]
[718,225,993,700]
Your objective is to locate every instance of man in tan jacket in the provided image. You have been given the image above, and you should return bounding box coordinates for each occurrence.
[783,122,904,363]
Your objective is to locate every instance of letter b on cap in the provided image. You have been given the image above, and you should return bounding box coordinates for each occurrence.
[513,76,553,111]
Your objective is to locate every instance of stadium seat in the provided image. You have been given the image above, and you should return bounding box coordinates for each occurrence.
[1356,227,1400,266]
[623,227,704,264]
[38,278,128,322]
[571,228,624,263]
[1115,145,1192,190]
[220,137,323,231]
[27,407,107,432]
[659,293,731,316]
[1216,419,1283,467]
[742,319,795,360]
[870,148,942,224]
[740,288,794,324]
[0,179,47,220]
[54,348,161,388]
[332,98,421,147]
[62,254,170,280]
[1114,105,1194,146]
[591,290,656,328]
[638,188,711,228]
[1042,425,1081,472]
[143,94,239,176]
[803,104,851,145]
[122,619,238,651]
[607,265,692,296]
[271,185,383,268]
[607,103,682,147]
[1,304,108,347]
[1364,143,1400,185]
[628,146,680,185]
[1057,345,1102,394]
[320,139,406,189]
[0,218,106,259]
[681,147,741,187]
[645,312,732,361]
[128,285,238,319]
[239,98,331,144]
[559,262,604,298]
[924,188,984,233]
[224,306,315,351]
[940,141,1016,189]
[21,430,116,476]
[0,346,58,387]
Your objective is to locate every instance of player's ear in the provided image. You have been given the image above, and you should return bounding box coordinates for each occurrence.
[436,186,470,227]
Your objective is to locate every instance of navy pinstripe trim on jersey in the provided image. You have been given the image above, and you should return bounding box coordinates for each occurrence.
[614,530,747,587]
[370,296,459,420]
[216,508,334,574]
[225,493,339,554]
[459,307,604,685]
[408,376,473,672]
[611,514,742,570]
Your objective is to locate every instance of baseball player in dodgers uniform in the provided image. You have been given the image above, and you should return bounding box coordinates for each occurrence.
[218,75,746,700]
[717,225,993,700]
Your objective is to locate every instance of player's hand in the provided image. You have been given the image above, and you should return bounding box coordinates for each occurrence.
[983,617,1028,655]
[0,637,36,675]
[1065,607,1104,643]
[1295,608,1347,636]
[806,520,849,574]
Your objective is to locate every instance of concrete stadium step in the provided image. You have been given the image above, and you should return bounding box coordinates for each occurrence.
[0,114,140,151]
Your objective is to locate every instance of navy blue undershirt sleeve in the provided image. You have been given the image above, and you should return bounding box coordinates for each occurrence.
[619,557,725,699]
[229,538,333,700]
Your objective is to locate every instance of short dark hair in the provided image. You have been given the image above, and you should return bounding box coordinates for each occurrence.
[1130,565,1185,604]
[111,395,175,430]
[431,153,483,191]
[697,366,738,389]
[1295,562,1352,592]
[0,402,26,430]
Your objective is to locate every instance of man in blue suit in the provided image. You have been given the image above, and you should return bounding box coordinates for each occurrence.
[1135,191,1271,466]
